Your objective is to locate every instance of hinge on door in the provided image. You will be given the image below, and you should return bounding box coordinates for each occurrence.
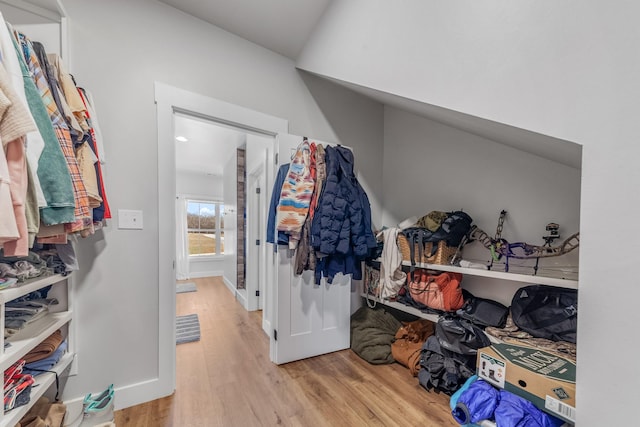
[255,290,260,297]
[275,153,279,164]
[256,187,261,194]
[274,330,277,341]
[256,239,260,246]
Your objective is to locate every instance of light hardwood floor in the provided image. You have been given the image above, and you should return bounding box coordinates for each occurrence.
[114,277,458,426]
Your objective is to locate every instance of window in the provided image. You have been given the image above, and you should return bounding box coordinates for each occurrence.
[187,200,224,256]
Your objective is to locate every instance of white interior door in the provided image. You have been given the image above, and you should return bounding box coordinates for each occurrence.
[270,134,351,365]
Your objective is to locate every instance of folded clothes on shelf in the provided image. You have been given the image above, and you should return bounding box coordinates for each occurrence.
[23,329,64,364]
[23,339,68,376]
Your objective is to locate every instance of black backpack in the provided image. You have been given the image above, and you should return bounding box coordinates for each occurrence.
[510,285,578,343]
[402,211,474,265]
[431,210,473,247]
[418,336,476,395]
[435,315,492,356]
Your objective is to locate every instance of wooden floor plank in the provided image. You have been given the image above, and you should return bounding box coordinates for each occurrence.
[115,277,457,426]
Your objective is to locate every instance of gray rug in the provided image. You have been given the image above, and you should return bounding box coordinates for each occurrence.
[176,314,201,344]
[176,282,197,294]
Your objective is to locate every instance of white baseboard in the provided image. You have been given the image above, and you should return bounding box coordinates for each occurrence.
[262,318,271,336]
[222,275,248,309]
[64,377,171,412]
[188,270,223,279]
[235,288,248,309]
[223,276,235,294]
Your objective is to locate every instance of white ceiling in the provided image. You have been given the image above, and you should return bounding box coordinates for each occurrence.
[14,0,578,170]
[174,113,246,176]
[157,0,579,169]
[158,0,332,59]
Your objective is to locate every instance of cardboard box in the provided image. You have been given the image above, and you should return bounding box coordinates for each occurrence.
[477,343,576,424]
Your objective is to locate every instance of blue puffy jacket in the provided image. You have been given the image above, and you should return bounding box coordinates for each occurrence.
[452,378,499,425]
[495,390,564,427]
[451,378,565,427]
[311,146,376,283]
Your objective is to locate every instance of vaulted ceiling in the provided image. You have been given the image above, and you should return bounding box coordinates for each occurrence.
[157,0,332,59]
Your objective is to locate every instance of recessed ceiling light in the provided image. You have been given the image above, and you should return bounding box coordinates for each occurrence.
[175,136,188,142]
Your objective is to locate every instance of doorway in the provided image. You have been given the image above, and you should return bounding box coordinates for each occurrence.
[155,82,288,396]
[173,113,272,311]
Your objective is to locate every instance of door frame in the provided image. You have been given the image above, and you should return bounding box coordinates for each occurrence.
[155,82,287,396]
[246,163,266,312]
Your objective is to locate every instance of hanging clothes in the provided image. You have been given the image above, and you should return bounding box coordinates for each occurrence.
[77,87,111,221]
[294,142,321,275]
[311,145,377,284]
[378,228,407,299]
[37,48,101,213]
[9,28,74,228]
[266,163,290,250]
[18,32,92,234]
[275,139,315,249]
[0,16,47,209]
[0,61,37,256]
[0,89,20,246]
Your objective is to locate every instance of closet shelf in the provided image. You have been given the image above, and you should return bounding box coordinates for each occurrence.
[360,293,501,344]
[396,261,578,289]
[0,274,69,304]
[1,351,74,427]
[1,311,72,373]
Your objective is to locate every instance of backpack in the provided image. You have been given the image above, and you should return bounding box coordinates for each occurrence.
[407,270,465,312]
[457,295,509,328]
[510,285,578,343]
[401,211,473,267]
[435,315,492,356]
[431,210,474,247]
[418,336,476,395]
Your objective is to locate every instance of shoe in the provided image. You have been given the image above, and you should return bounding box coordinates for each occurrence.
[80,389,114,426]
[82,384,114,408]
[64,385,114,427]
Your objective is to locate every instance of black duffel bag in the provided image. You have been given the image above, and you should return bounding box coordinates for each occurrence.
[510,285,578,343]
[435,315,492,356]
[457,295,509,328]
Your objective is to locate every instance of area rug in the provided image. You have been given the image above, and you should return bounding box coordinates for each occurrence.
[176,314,201,344]
[176,282,197,294]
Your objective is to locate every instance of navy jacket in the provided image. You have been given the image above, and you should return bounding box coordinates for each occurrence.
[311,146,376,283]
[266,164,290,250]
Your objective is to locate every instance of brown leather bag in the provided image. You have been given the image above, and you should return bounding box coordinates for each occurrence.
[407,269,465,312]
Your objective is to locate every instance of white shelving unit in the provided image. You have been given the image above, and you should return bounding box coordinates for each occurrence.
[363,259,578,344]
[400,260,578,289]
[0,273,74,426]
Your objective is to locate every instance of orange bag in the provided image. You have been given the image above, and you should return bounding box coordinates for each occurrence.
[407,269,465,312]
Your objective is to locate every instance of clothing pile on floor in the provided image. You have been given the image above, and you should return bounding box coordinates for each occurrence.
[349,305,575,426]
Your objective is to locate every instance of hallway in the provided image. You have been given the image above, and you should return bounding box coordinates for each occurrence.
[115,277,457,426]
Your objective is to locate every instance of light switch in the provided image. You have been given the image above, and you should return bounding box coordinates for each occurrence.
[118,209,144,230]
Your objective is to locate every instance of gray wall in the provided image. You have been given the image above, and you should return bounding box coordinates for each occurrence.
[62,0,384,407]
[382,106,581,305]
